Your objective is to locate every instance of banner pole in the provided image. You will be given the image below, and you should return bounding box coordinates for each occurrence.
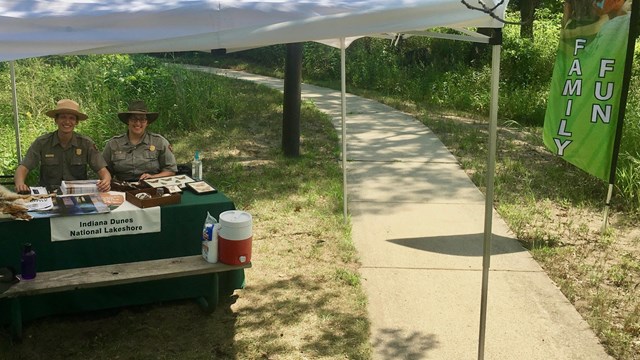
[601,184,614,232]
[601,0,640,232]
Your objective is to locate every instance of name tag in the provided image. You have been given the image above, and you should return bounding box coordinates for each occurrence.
[45,154,55,158]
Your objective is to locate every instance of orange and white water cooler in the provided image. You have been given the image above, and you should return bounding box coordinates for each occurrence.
[218,210,252,265]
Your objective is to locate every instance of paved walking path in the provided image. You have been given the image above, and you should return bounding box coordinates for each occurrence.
[184,65,612,359]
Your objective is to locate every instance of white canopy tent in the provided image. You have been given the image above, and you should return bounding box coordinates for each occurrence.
[0,0,507,59]
[0,1,509,358]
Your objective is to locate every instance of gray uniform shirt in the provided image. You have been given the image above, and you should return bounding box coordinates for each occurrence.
[103,131,178,181]
[20,131,107,188]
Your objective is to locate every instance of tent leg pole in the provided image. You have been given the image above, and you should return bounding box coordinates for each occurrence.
[340,38,348,223]
[10,61,22,162]
[478,43,501,360]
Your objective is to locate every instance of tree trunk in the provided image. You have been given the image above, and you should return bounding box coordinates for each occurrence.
[282,43,303,157]
[520,1,538,39]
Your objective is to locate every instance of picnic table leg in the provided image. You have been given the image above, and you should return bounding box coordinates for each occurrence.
[10,298,22,341]
[196,273,219,314]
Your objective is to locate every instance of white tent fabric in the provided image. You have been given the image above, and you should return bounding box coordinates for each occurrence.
[0,0,508,60]
[1,1,509,358]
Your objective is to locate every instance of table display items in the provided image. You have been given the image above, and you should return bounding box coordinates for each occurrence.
[218,210,252,265]
[20,243,36,280]
[163,185,182,193]
[60,180,99,194]
[201,212,219,263]
[192,150,203,181]
[110,179,147,192]
[24,187,54,211]
[143,175,194,189]
[98,192,125,207]
[27,193,111,219]
[187,181,217,194]
[126,187,181,208]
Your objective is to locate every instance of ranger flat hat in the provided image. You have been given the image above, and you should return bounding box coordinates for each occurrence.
[118,100,159,124]
[45,99,88,121]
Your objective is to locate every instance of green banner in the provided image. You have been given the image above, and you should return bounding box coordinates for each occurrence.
[543,3,631,181]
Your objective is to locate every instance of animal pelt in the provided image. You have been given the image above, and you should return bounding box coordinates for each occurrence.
[0,185,54,221]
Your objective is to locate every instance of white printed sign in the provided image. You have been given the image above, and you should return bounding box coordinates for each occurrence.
[50,205,161,241]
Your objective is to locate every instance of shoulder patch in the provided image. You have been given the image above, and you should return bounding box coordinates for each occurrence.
[75,133,89,141]
[42,132,56,141]
[111,133,126,140]
[107,134,127,144]
[168,144,174,153]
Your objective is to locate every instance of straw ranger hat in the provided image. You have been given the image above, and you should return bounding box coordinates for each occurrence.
[45,99,88,121]
[117,100,159,124]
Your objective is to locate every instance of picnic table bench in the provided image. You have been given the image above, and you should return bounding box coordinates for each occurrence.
[1,255,251,339]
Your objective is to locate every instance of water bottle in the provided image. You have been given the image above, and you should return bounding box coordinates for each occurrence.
[192,150,203,181]
[20,243,36,280]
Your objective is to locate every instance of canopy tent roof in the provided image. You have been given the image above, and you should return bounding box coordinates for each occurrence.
[0,0,509,61]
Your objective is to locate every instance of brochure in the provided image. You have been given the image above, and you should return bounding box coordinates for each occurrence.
[24,187,54,211]
[29,193,110,219]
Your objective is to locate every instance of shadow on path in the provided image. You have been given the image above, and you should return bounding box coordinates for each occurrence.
[389,233,526,257]
[373,328,439,360]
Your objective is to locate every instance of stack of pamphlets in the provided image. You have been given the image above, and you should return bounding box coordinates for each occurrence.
[60,180,99,195]
[25,187,53,211]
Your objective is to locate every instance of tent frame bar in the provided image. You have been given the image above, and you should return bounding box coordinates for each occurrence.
[477,37,502,360]
[340,37,348,223]
[401,30,490,44]
[383,27,502,45]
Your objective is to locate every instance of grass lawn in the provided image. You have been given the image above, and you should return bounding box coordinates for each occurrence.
[0,77,371,360]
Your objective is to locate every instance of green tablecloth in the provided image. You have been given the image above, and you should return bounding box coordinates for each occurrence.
[0,191,244,324]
